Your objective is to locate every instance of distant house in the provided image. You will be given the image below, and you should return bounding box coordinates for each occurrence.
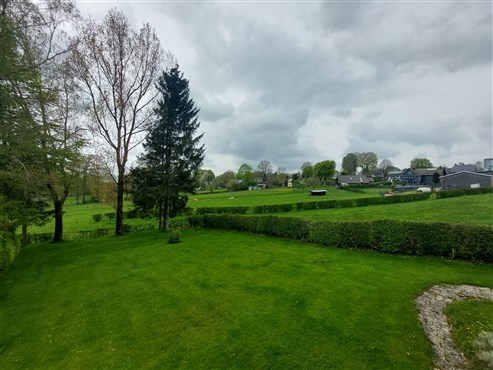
[440,171,493,190]
[400,168,419,185]
[449,164,477,174]
[337,175,371,185]
[414,168,447,187]
[387,171,402,183]
[399,168,446,186]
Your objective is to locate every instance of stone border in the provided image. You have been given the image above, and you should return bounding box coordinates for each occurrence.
[415,285,493,370]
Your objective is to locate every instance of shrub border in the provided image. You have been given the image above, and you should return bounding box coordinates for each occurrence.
[188,214,493,262]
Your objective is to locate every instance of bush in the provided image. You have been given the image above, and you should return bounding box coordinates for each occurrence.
[124,209,140,219]
[195,206,250,215]
[104,212,116,221]
[253,203,294,214]
[436,187,493,199]
[0,220,20,271]
[168,229,182,244]
[92,214,103,222]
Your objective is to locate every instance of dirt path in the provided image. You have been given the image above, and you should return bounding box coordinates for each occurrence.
[415,284,493,370]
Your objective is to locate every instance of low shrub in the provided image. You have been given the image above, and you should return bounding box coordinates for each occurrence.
[0,220,20,271]
[92,214,103,222]
[168,229,181,244]
[104,212,116,221]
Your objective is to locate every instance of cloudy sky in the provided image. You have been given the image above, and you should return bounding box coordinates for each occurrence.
[78,0,492,175]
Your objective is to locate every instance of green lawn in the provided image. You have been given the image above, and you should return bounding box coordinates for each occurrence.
[190,187,387,208]
[273,193,493,226]
[1,229,492,369]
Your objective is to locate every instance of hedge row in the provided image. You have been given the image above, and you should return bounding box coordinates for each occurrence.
[188,214,493,262]
[434,187,493,199]
[193,187,493,215]
[195,206,250,215]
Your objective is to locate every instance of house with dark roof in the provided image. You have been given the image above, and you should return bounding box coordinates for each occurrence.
[413,168,447,187]
[400,168,419,185]
[399,168,447,186]
[440,171,493,190]
[387,171,402,183]
[450,164,477,173]
[337,175,371,185]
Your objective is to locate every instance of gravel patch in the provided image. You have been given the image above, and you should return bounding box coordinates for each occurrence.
[416,284,493,370]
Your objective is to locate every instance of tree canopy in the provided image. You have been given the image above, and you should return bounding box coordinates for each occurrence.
[410,158,433,169]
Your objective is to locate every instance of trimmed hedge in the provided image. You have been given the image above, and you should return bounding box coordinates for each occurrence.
[434,187,493,199]
[193,187,493,216]
[188,214,493,262]
[195,206,249,215]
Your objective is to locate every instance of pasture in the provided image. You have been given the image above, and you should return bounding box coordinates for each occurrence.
[1,228,492,369]
[190,187,386,208]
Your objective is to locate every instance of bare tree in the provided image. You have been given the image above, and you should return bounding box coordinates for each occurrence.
[72,9,166,235]
[256,160,273,184]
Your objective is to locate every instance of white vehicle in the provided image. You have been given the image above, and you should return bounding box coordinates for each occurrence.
[416,186,432,192]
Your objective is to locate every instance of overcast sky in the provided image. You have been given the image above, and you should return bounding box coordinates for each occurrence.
[77,0,492,175]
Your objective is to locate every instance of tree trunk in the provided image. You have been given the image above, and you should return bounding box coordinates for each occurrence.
[115,173,125,235]
[21,223,29,246]
[164,202,170,231]
[158,205,164,231]
[53,200,63,242]
[82,172,87,204]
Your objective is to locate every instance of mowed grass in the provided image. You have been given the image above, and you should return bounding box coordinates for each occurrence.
[1,229,492,369]
[28,198,156,237]
[275,193,493,226]
[189,187,387,208]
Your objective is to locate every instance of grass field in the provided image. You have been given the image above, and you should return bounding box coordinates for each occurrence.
[30,190,493,240]
[189,187,387,208]
[1,228,492,369]
[275,193,493,226]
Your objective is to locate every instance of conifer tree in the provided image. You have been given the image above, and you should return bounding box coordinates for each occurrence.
[131,65,204,230]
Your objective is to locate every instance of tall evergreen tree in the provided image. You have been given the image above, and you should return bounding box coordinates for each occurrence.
[131,65,204,231]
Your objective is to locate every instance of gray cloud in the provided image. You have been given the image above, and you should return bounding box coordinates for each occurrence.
[78,1,492,173]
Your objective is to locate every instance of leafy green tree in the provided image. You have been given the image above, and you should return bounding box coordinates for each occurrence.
[214,171,235,189]
[410,158,433,169]
[198,169,215,191]
[301,162,314,179]
[314,160,336,186]
[358,152,378,176]
[236,163,256,187]
[271,166,289,187]
[341,153,358,175]
[130,65,204,231]
[1,0,82,242]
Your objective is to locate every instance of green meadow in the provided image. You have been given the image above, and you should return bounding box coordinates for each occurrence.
[2,188,492,369]
[190,187,386,208]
